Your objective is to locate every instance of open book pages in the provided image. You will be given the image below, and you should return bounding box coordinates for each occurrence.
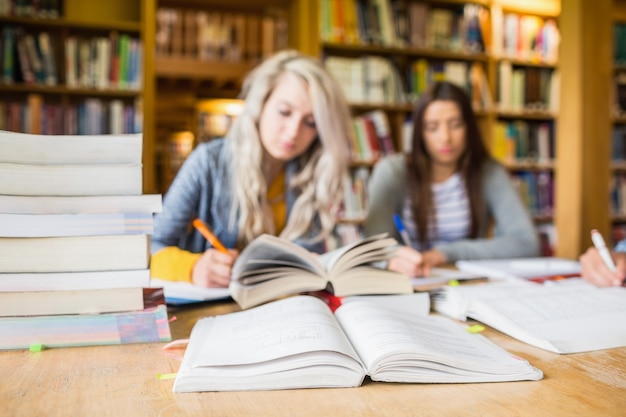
[229,233,412,309]
[431,278,626,354]
[173,295,542,392]
[455,257,581,280]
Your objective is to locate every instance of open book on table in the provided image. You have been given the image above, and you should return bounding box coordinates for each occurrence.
[173,294,543,392]
[455,257,581,281]
[431,278,626,354]
[229,233,412,309]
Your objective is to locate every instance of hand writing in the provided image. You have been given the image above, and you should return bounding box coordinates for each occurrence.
[192,248,239,288]
[579,247,626,287]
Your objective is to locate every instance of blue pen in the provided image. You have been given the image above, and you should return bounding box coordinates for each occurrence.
[393,214,412,247]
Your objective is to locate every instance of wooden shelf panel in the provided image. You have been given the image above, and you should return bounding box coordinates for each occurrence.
[496,110,557,120]
[611,161,626,171]
[157,0,291,11]
[155,57,254,82]
[0,16,141,32]
[504,161,555,171]
[322,42,489,62]
[349,102,413,113]
[493,57,558,68]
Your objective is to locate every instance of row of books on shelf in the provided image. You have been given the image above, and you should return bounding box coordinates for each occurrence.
[492,119,554,164]
[491,6,559,64]
[0,0,60,18]
[610,173,626,218]
[0,130,170,350]
[612,125,626,160]
[613,74,626,117]
[614,22,626,66]
[324,55,491,110]
[0,95,142,134]
[511,170,554,219]
[65,33,142,91]
[341,167,369,222]
[1,25,142,90]
[350,110,396,162]
[2,27,56,85]
[320,1,559,64]
[497,62,559,113]
[320,0,489,54]
[156,7,287,63]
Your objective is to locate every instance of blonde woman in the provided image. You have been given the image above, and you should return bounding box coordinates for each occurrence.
[151,50,352,288]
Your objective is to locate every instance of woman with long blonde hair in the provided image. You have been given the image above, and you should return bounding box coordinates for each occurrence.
[151,50,352,287]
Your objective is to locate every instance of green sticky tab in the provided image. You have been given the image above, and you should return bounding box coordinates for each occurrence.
[29,344,44,352]
[448,279,460,287]
[157,372,177,380]
[466,325,485,334]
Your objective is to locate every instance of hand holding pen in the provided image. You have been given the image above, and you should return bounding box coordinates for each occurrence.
[579,229,626,287]
[191,218,239,288]
[389,214,446,277]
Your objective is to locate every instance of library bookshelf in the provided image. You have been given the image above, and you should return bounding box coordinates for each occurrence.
[298,0,563,250]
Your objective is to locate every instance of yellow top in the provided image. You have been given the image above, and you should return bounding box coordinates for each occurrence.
[150,171,287,282]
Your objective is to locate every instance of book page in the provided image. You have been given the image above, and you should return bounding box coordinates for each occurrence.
[193,296,362,367]
[334,301,541,381]
[231,234,326,280]
[318,233,396,275]
[469,280,626,353]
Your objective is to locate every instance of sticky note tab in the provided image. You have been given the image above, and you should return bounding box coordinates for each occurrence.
[448,279,459,287]
[466,325,485,334]
[29,344,44,352]
[157,372,177,380]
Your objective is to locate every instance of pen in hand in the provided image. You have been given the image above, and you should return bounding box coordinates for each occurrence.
[393,214,412,247]
[591,229,617,272]
[192,218,228,254]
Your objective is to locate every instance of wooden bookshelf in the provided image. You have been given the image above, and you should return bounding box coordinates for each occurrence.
[299,0,563,249]
[0,0,146,186]
[141,0,294,193]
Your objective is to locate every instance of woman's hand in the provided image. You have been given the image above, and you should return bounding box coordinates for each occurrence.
[191,248,239,288]
[579,247,626,287]
[387,246,447,277]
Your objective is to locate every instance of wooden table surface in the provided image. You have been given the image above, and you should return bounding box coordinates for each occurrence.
[2,299,626,417]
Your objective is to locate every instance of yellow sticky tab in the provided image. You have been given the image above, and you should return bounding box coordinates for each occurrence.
[157,372,177,380]
[29,344,44,352]
[466,325,485,334]
[448,279,459,287]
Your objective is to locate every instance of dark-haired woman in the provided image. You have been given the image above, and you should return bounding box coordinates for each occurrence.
[364,81,540,277]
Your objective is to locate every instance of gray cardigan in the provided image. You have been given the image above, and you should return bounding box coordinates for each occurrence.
[364,154,540,262]
[151,139,324,255]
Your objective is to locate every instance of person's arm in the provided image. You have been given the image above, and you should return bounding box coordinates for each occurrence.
[150,247,201,283]
[150,142,237,287]
[434,161,541,262]
[363,155,406,241]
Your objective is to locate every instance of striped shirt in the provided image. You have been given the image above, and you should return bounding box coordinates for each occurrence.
[402,173,470,251]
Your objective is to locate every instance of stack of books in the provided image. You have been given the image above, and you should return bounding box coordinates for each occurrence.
[0,130,171,350]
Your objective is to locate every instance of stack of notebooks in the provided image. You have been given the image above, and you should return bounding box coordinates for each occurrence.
[0,130,171,350]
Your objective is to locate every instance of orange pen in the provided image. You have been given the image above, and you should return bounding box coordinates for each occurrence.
[192,218,228,254]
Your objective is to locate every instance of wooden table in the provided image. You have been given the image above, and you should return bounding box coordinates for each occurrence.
[2,299,626,417]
